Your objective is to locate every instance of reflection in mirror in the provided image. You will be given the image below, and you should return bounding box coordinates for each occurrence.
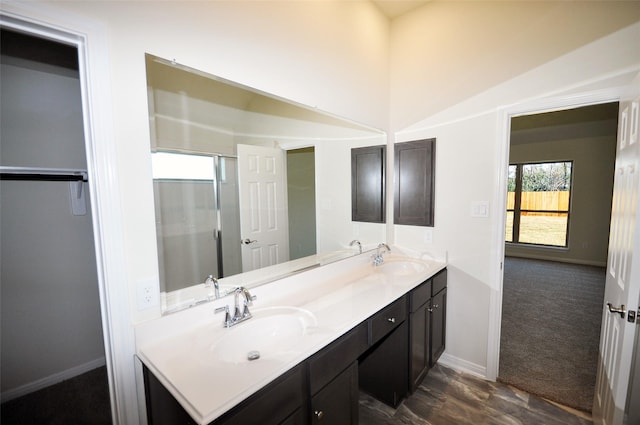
[145,54,387,314]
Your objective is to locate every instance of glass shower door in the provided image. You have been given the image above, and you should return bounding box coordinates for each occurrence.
[152,153,219,292]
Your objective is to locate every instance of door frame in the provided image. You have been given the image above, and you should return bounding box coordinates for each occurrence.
[487,87,630,381]
[0,6,138,425]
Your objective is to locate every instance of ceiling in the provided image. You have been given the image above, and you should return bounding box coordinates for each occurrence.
[371,0,430,19]
[510,102,620,145]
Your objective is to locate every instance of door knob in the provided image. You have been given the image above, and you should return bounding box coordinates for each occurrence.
[607,303,626,319]
[240,238,257,245]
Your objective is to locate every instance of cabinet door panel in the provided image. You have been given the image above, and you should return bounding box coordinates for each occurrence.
[430,288,447,367]
[311,362,358,425]
[351,145,385,223]
[409,300,430,393]
[394,138,435,226]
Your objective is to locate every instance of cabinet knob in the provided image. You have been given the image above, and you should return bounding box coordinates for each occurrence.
[314,410,324,420]
[433,304,439,309]
[387,317,396,324]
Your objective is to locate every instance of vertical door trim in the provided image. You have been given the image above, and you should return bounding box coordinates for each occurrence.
[487,88,627,381]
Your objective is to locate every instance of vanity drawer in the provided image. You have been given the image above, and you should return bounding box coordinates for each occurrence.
[370,296,407,346]
[432,269,447,296]
[308,322,367,395]
[410,279,431,312]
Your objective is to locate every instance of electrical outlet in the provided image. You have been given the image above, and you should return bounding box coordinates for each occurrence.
[137,278,159,310]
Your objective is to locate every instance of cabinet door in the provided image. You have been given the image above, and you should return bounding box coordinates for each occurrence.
[351,145,385,223]
[409,299,430,393]
[311,362,358,425]
[430,288,447,367]
[394,138,435,226]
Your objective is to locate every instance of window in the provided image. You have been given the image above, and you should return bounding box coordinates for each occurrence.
[506,161,572,247]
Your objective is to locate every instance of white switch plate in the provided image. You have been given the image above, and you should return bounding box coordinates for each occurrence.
[471,201,489,218]
[423,228,433,244]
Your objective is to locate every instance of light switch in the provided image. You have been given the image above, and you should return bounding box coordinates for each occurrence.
[471,201,489,218]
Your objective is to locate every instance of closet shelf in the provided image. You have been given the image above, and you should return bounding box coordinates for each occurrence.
[0,166,88,182]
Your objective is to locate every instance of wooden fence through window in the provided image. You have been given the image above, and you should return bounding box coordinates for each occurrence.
[507,191,570,216]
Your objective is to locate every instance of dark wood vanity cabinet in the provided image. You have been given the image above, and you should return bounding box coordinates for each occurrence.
[143,273,448,425]
[310,362,359,425]
[409,268,447,393]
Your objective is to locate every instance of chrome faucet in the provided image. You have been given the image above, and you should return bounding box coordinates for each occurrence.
[233,287,256,322]
[349,239,362,254]
[372,243,391,266]
[204,274,220,299]
[214,286,257,328]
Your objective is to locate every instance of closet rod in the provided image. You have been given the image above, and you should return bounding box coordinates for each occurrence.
[0,166,88,182]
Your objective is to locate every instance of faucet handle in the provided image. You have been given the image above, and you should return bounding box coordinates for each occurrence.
[214,305,233,328]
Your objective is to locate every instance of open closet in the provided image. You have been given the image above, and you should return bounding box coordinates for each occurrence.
[0,28,110,423]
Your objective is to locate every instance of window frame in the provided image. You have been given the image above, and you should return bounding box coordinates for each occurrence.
[506,160,573,248]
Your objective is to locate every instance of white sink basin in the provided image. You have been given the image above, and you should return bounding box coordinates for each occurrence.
[206,306,317,365]
[375,259,427,277]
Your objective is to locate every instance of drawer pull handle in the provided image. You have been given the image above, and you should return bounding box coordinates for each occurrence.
[314,410,324,420]
[387,317,396,324]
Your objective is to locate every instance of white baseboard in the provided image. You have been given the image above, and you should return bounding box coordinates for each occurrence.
[438,352,488,380]
[1,356,106,403]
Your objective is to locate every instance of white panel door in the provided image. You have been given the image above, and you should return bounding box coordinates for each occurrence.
[593,74,640,425]
[237,144,289,272]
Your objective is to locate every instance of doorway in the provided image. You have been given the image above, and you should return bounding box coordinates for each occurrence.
[498,103,618,412]
[0,28,111,423]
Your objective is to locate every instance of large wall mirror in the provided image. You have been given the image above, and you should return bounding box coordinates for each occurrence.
[145,54,387,314]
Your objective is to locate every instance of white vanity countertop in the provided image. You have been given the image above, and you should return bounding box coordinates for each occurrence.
[136,250,446,425]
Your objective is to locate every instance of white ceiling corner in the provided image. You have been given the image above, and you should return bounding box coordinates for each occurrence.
[370,0,431,20]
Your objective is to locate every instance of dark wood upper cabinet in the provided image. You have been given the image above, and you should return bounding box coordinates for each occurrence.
[394,139,435,227]
[351,145,385,223]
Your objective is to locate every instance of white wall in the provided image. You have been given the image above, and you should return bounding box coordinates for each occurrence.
[0,57,105,399]
[26,0,391,325]
[391,5,640,375]
[389,1,640,129]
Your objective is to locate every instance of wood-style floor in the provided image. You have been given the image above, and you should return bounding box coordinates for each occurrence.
[359,364,593,425]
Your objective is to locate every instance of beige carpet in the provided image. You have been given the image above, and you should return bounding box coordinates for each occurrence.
[498,257,605,413]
